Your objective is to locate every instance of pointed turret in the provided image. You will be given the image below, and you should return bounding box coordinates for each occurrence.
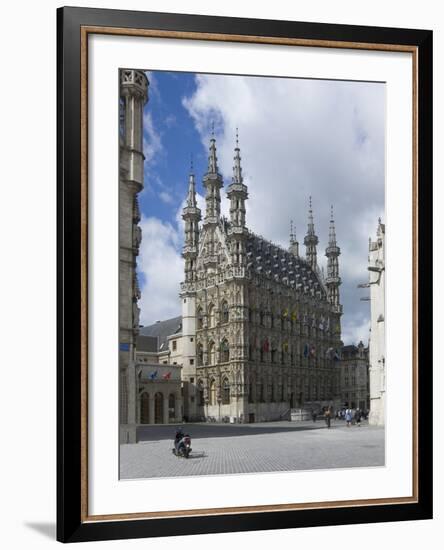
[227,129,249,266]
[289,220,299,256]
[304,196,319,270]
[325,205,342,311]
[182,159,201,282]
[203,127,224,226]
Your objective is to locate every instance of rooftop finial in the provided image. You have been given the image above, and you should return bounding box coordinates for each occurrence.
[190,153,194,173]
[232,128,243,184]
[236,127,239,148]
[211,120,215,138]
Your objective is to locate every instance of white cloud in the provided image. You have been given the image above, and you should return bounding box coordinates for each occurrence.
[138,216,183,326]
[182,74,385,345]
[159,191,174,204]
[143,111,162,164]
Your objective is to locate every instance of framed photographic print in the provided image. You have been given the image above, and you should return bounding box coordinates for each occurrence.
[57,6,433,543]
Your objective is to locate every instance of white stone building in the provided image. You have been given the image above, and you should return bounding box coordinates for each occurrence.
[368,219,386,426]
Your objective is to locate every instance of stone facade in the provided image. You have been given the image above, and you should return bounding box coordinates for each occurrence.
[119,69,149,443]
[340,342,370,411]
[368,220,386,426]
[178,135,343,423]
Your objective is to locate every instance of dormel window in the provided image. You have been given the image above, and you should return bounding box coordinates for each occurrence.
[172,340,177,351]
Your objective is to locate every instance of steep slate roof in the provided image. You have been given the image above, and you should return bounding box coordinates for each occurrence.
[245,232,327,298]
[139,316,182,352]
[135,335,158,353]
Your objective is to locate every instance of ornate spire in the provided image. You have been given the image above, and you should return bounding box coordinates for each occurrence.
[325,204,341,310]
[232,127,243,184]
[328,205,337,246]
[207,122,219,175]
[304,196,318,270]
[186,166,197,208]
[203,130,224,225]
[289,219,299,257]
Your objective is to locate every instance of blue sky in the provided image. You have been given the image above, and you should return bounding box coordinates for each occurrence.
[137,70,385,345]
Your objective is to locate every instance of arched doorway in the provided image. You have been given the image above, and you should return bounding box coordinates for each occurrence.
[140,392,149,424]
[154,392,163,424]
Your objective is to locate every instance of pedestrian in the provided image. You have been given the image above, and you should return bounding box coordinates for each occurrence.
[354,408,362,427]
[312,409,317,422]
[325,406,332,429]
[345,408,352,427]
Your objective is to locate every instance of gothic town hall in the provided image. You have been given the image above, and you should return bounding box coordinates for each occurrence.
[172,133,344,423]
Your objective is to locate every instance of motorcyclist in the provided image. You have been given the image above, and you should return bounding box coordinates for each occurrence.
[174,427,184,455]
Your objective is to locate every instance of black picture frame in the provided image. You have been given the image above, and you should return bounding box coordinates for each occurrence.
[57,6,433,543]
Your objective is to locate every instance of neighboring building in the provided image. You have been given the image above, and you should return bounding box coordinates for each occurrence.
[176,134,344,423]
[136,363,182,425]
[119,69,149,443]
[340,342,370,411]
[368,219,386,426]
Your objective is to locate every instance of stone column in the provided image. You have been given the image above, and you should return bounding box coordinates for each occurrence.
[163,393,169,424]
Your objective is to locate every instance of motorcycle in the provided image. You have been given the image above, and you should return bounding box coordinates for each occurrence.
[173,433,192,458]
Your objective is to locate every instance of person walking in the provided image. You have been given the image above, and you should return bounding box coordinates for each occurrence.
[345,408,352,427]
[354,408,362,427]
[324,406,332,429]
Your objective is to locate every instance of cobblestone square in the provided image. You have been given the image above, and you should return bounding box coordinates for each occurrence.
[120,420,385,479]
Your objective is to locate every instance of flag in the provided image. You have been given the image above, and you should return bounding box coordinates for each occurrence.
[162,372,171,380]
[326,347,334,359]
[291,311,297,321]
[303,343,309,358]
[334,350,341,361]
[149,370,158,380]
[283,309,288,318]
[310,345,316,357]
[263,339,269,352]
[283,341,289,352]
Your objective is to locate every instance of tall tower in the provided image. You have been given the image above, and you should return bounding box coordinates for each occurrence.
[119,69,149,444]
[203,130,223,226]
[182,163,201,282]
[180,163,202,420]
[227,130,249,265]
[289,220,299,257]
[304,196,319,271]
[325,205,341,308]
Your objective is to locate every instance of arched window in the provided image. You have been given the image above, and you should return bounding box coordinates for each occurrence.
[197,343,203,366]
[221,301,229,324]
[197,307,203,329]
[197,380,205,406]
[220,339,230,363]
[209,341,216,365]
[140,392,149,424]
[208,304,216,328]
[222,377,230,404]
[209,379,217,405]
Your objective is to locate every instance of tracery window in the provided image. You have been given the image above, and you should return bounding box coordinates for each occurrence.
[197,307,203,329]
[197,380,205,406]
[220,339,230,363]
[221,301,229,324]
[209,341,216,365]
[208,304,216,328]
[222,377,230,404]
[209,379,217,405]
[197,343,203,366]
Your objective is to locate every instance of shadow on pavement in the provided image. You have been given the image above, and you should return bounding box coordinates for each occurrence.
[137,422,337,442]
